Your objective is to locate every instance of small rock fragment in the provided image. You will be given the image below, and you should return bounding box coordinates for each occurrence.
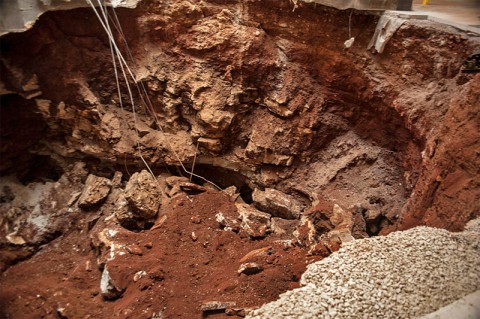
[252,188,302,219]
[133,270,148,282]
[6,233,26,245]
[240,246,273,263]
[179,182,207,194]
[126,245,143,256]
[216,212,240,232]
[201,301,237,312]
[191,215,202,224]
[238,262,263,275]
[78,174,112,209]
[236,203,271,238]
[100,267,124,300]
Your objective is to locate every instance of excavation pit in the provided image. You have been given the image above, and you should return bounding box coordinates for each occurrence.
[0,0,479,318]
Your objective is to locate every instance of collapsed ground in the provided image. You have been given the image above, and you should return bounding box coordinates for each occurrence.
[0,0,479,318]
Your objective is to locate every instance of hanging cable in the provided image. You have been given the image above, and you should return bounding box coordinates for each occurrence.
[344,9,355,49]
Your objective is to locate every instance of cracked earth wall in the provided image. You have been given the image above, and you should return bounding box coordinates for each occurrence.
[2,0,478,232]
[0,0,479,317]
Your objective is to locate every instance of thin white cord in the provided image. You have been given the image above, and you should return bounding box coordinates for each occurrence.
[100,1,123,111]
[349,9,353,39]
[90,0,162,193]
[190,140,199,182]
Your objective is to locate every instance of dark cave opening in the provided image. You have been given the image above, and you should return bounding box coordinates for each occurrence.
[0,94,64,183]
[187,165,254,204]
[18,154,64,184]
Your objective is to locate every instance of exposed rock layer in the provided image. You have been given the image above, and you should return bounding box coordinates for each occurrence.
[1,0,478,233]
[0,1,479,318]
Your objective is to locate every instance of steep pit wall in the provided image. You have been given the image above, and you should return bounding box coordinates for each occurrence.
[1,0,479,233]
[1,0,479,317]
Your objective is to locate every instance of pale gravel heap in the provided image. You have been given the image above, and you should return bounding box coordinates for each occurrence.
[247,222,480,319]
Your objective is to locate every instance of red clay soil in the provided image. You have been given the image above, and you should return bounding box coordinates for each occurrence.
[0,190,312,318]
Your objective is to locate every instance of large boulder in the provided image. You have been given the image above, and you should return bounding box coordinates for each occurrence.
[124,170,162,219]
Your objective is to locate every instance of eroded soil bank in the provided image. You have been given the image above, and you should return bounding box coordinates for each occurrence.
[0,0,479,318]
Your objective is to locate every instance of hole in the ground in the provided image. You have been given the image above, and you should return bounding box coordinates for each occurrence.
[118,218,155,233]
[18,155,64,184]
[0,95,64,184]
[0,94,50,180]
[0,2,477,318]
[182,165,254,204]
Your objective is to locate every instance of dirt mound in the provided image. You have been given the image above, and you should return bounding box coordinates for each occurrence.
[0,168,311,318]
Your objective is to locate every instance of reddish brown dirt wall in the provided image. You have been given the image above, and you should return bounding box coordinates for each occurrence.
[0,0,479,318]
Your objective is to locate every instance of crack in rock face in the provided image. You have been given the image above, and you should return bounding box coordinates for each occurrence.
[0,0,479,318]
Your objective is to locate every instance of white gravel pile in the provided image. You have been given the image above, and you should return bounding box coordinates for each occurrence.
[247,223,480,319]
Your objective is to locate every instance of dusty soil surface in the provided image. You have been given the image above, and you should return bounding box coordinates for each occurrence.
[0,187,311,318]
[0,0,479,318]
